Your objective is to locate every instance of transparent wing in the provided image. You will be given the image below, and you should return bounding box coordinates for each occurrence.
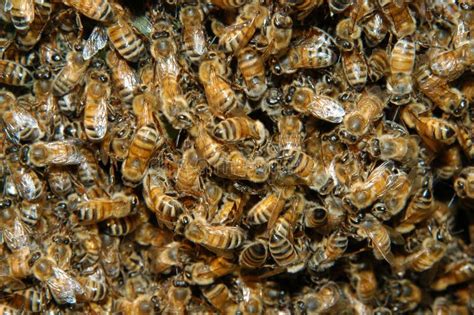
[3,219,29,251]
[83,26,108,60]
[132,15,154,37]
[310,95,346,123]
[4,0,12,12]
[48,267,84,304]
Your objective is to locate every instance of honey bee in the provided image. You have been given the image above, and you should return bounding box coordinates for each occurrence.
[77,148,101,187]
[361,11,388,47]
[4,0,34,31]
[454,167,474,199]
[160,278,192,315]
[387,37,415,104]
[75,192,138,225]
[3,107,44,144]
[209,0,246,9]
[430,45,470,82]
[143,169,185,230]
[195,125,226,169]
[106,5,145,63]
[99,234,120,278]
[397,181,434,234]
[202,283,239,314]
[368,48,390,82]
[72,227,102,269]
[303,198,345,233]
[367,134,419,165]
[294,282,343,315]
[457,123,474,160]
[18,200,42,226]
[105,50,139,108]
[435,145,462,179]
[309,230,348,271]
[100,211,148,236]
[379,0,416,38]
[8,287,46,313]
[244,187,291,229]
[237,47,267,100]
[387,279,422,313]
[32,257,86,304]
[179,2,207,63]
[431,259,474,291]
[374,172,412,221]
[0,60,33,86]
[175,146,204,196]
[432,297,470,315]
[83,70,110,142]
[260,87,284,118]
[338,88,385,143]
[347,262,378,304]
[335,17,362,51]
[52,44,91,96]
[277,114,304,151]
[79,269,107,302]
[400,234,447,273]
[212,116,268,146]
[286,0,324,20]
[7,160,43,201]
[121,124,163,187]
[15,1,51,51]
[287,86,346,123]
[177,214,246,254]
[239,239,268,269]
[342,46,368,90]
[415,65,468,117]
[62,0,114,22]
[120,241,145,276]
[260,11,293,59]
[21,140,84,167]
[271,32,338,74]
[185,256,236,285]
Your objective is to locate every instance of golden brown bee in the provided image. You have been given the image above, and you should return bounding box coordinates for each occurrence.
[202,283,238,314]
[379,0,416,38]
[177,214,246,253]
[287,86,346,123]
[375,172,412,221]
[62,0,114,22]
[121,124,163,186]
[175,146,205,196]
[430,45,470,82]
[435,145,463,179]
[415,65,468,117]
[100,211,148,236]
[75,192,138,225]
[261,11,293,59]
[338,88,385,143]
[161,278,192,315]
[7,160,43,201]
[185,256,236,285]
[342,46,368,90]
[454,167,474,199]
[15,1,51,50]
[400,235,447,273]
[18,200,42,226]
[107,5,145,63]
[147,241,192,275]
[52,45,90,96]
[275,148,317,184]
[0,60,33,86]
[237,47,267,100]
[119,241,145,276]
[195,125,226,169]
[457,124,474,160]
[21,140,84,167]
[347,262,377,304]
[387,37,415,104]
[143,169,185,230]
[179,3,207,63]
[239,239,268,269]
[79,271,108,302]
[277,114,304,151]
[361,11,388,47]
[309,230,348,271]
[32,257,86,305]
[212,116,268,146]
[335,17,362,51]
[83,70,110,142]
[432,259,474,291]
[368,48,390,82]
[3,107,44,144]
[387,279,422,313]
[209,0,246,9]
[294,282,343,315]
[9,287,46,313]
[105,50,139,108]
[397,181,434,234]
[5,0,35,31]
[368,134,419,165]
[286,0,324,20]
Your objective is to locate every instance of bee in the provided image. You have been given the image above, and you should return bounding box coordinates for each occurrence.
[119,241,145,276]
[179,3,207,63]
[0,60,33,86]
[52,44,91,96]
[75,193,138,225]
[454,167,474,199]
[430,45,470,82]
[457,123,474,160]
[338,88,385,143]
[99,234,120,278]
[374,172,412,221]
[175,146,204,196]
[100,211,148,236]
[432,297,470,315]
[151,28,192,129]
[303,198,345,233]
[347,262,377,304]
[202,283,239,314]
[435,145,462,179]
[431,259,474,291]
[361,11,388,47]
[160,278,192,315]
[349,213,400,265]
[7,160,43,201]
[106,5,145,63]
[387,279,422,313]
[4,0,35,31]
[3,107,44,144]
[335,17,362,51]
[121,124,163,187]
[239,239,268,269]
[212,116,268,146]
[277,114,304,151]
[79,269,107,302]
[62,0,114,22]
[294,282,343,315]
[368,48,390,82]
[329,0,353,14]
[21,140,84,168]
[237,47,267,100]
[271,32,338,74]
[77,148,101,187]
[415,65,468,117]
[18,200,42,226]
[83,70,110,142]
[105,50,139,108]
[287,86,346,123]
[387,37,415,104]
[185,256,236,285]
[209,0,246,9]
[309,230,348,271]
[195,125,226,169]
[342,46,368,90]
[261,11,293,59]
[177,214,246,253]
[367,134,419,165]
[143,169,185,230]
[379,0,416,38]
[400,234,447,273]
[8,287,46,313]
[32,257,86,305]
[15,1,51,51]
[286,0,324,20]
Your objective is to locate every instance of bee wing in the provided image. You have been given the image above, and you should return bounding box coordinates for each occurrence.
[83,26,108,60]
[362,222,396,266]
[48,267,85,304]
[310,95,346,123]
[132,15,154,37]
[3,219,29,251]
[3,0,12,12]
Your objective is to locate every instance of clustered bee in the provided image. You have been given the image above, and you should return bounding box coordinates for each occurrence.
[0,0,473,314]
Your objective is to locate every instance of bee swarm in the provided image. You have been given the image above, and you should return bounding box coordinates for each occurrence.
[1,0,474,314]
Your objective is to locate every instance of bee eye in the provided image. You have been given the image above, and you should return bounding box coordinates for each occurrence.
[52,53,61,62]
[99,75,108,83]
